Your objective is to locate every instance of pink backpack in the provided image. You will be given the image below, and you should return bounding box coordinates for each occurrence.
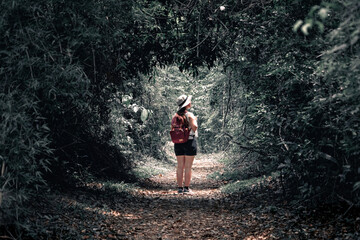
[170,114,190,144]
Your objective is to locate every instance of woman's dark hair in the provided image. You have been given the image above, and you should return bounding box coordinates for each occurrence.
[177,107,187,116]
[175,107,188,127]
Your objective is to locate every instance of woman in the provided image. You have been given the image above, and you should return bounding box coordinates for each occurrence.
[173,94,198,194]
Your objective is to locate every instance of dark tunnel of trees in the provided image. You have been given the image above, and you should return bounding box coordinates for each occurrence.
[0,0,359,233]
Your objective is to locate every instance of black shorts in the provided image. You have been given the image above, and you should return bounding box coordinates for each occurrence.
[174,138,197,156]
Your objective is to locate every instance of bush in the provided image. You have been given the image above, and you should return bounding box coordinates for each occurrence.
[203,0,360,204]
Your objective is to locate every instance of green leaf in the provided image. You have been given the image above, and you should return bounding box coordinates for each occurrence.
[318,8,329,20]
[141,108,148,122]
[122,95,132,107]
[318,151,337,164]
[309,5,320,16]
[315,21,324,33]
[301,22,312,35]
[293,20,303,32]
[353,182,360,191]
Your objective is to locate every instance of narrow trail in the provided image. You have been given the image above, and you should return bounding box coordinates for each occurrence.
[137,153,224,197]
[31,153,355,239]
[34,153,266,239]
[127,153,245,239]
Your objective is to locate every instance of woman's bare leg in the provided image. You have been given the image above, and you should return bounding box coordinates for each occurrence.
[176,155,186,187]
[184,155,195,187]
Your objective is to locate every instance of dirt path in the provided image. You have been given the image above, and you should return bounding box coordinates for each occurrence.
[32,153,259,239]
[128,153,245,239]
[29,153,358,239]
[137,153,224,197]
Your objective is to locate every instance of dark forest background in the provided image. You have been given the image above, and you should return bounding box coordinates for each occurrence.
[0,0,359,235]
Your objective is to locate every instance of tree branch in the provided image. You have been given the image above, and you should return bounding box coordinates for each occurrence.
[222,132,267,156]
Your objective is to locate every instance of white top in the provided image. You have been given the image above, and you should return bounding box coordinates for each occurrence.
[185,112,198,139]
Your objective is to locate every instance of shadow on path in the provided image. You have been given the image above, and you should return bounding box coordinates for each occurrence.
[28,152,356,239]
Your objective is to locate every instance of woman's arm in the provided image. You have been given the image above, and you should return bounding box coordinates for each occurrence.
[188,113,198,132]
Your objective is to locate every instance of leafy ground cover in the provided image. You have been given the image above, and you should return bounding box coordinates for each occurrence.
[14,152,360,239]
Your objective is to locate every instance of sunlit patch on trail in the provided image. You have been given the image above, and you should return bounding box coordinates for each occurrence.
[135,188,221,199]
[121,213,142,220]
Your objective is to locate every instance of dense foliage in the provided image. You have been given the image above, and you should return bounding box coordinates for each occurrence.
[197,0,360,204]
[0,0,220,229]
[0,0,172,227]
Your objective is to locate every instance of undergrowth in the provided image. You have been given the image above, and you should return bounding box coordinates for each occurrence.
[208,155,281,194]
[221,172,280,194]
[132,154,175,180]
[101,181,139,194]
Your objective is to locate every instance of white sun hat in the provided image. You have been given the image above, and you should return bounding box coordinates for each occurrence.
[176,94,192,111]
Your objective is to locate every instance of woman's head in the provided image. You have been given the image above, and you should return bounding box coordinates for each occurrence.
[176,94,192,111]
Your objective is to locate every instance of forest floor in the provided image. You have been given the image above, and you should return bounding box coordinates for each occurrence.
[26,152,359,239]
